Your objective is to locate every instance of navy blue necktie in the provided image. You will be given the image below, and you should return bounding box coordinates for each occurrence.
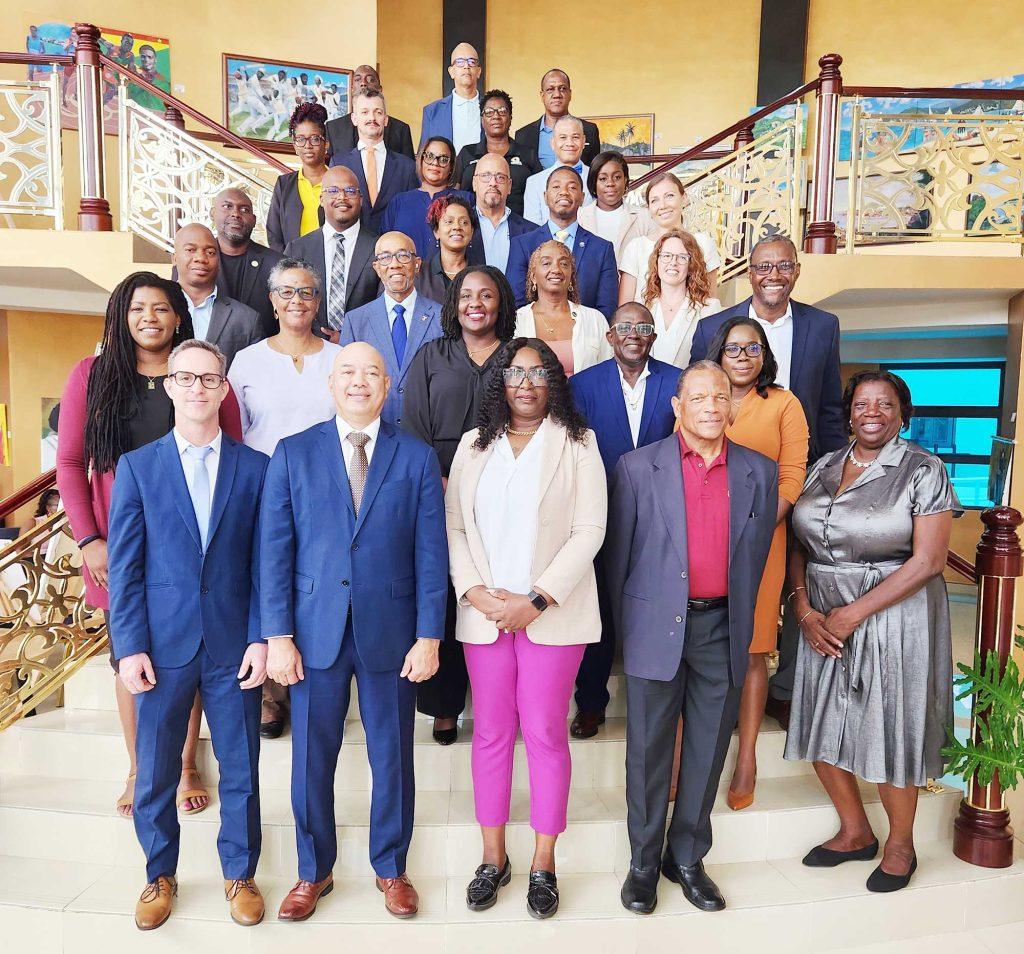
[391,303,407,367]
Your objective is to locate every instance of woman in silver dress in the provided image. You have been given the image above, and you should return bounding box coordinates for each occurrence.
[785,370,960,893]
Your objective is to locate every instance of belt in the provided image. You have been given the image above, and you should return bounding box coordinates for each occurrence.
[687,596,728,612]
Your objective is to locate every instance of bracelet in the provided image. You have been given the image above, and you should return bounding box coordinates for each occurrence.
[78,534,101,549]
[798,609,814,624]
[786,586,806,603]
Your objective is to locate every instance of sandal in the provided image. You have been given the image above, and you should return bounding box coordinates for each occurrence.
[115,772,137,818]
[177,768,210,815]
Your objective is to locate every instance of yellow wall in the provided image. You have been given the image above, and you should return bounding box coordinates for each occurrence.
[377,0,443,141]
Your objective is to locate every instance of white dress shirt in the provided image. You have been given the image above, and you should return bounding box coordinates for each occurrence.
[173,428,222,497]
[187,287,218,342]
[618,363,651,447]
[748,300,794,389]
[384,290,417,335]
[336,413,381,470]
[358,138,387,195]
[322,219,361,317]
[451,91,481,154]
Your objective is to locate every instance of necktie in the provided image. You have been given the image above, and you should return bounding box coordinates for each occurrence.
[554,229,570,245]
[328,232,346,331]
[364,145,379,206]
[571,161,583,174]
[347,432,370,513]
[184,445,213,551]
[391,303,407,367]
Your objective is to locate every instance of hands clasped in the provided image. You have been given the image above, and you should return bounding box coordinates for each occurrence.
[466,585,542,633]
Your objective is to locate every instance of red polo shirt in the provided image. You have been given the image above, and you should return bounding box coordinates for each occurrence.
[678,433,730,599]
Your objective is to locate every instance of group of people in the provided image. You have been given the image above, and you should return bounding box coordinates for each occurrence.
[52,42,961,934]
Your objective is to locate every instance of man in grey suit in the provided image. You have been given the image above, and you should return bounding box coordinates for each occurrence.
[605,361,778,915]
[172,224,264,370]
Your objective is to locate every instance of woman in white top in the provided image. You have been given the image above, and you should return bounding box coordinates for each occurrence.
[618,171,721,303]
[640,228,722,367]
[576,151,652,265]
[514,239,612,376]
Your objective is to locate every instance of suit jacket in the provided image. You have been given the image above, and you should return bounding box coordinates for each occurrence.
[338,293,444,424]
[107,432,268,668]
[326,113,415,159]
[515,116,601,167]
[445,423,607,646]
[419,94,483,150]
[216,241,283,338]
[205,295,265,370]
[284,226,382,339]
[605,437,778,685]
[260,419,448,671]
[576,203,654,264]
[569,357,681,477]
[466,208,534,269]
[456,139,542,217]
[330,147,419,233]
[266,171,324,253]
[689,297,846,464]
[506,224,619,319]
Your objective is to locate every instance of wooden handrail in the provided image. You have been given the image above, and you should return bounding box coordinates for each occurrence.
[0,470,56,521]
[946,549,978,583]
[845,84,1024,101]
[0,53,73,66]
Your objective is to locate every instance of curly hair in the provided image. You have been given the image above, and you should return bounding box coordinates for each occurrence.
[482,88,513,116]
[526,239,580,304]
[288,101,328,139]
[419,135,459,188]
[440,265,518,340]
[641,228,711,309]
[34,489,61,518]
[704,316,780,399]
[842,370,914,432]
[473,337,589,449]
[426,193,476,232]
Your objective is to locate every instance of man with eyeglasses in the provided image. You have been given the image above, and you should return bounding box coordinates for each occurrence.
[419,42,483,153]
[325,65,415,159]
[515,69,601,169]
[522,115,596,225]
[464,153,533,273]
[339,232,442,425]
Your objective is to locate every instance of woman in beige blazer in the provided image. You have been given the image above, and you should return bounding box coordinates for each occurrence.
[577,151,653,264]
[446,338,606,920]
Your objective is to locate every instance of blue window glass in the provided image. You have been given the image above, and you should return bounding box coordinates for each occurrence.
[894,367,1001,407]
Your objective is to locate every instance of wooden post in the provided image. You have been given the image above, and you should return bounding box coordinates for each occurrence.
[803,53,842,254]
[73,23,112,231]
[163,105,185,131]
[733,122,755,152]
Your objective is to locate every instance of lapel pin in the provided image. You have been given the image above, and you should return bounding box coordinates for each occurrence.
[250,259,259,268]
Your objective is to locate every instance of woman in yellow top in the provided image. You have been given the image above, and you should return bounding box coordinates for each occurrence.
[267,102,329,251]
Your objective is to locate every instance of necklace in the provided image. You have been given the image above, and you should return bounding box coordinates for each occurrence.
[145,376,156,390]
[848,447,874,469]
[466,339,499,357]
[507,426,539,436]
[273,337,317,364]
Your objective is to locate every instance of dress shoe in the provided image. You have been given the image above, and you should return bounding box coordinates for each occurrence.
[866,854,917,893]
[620,865,659,914]
[260,718,284,740]
[526,869,559,920]
[376,874,419,918]
[432,725,458,745]
[570,710,605,739]
[763,696,791,731]
[135,875,177,931]
[466,856,511,911]
[802,839,879,868]
[661,855,725,912]
[225,878,264,926]
[277,875,334,921]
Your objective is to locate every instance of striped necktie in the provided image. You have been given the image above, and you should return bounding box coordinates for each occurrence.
[328,232,346,331]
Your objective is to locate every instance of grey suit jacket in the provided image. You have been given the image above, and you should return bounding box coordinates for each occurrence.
[204,295,265,370]
[605,436,778,686]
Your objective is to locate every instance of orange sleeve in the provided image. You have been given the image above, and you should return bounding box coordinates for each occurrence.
[777,392,810,505]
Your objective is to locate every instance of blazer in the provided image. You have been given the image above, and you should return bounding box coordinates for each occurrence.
[569,356,682,477]
[330,147,419,233]
[325,113,415,159]
[506,224,619,319]
[338,293,444,424]
[576,203,654,264]
[419,94,483,150]
[445,422,607,646]
[457,139,542,217]
[466,209,534,269]
[266,171,325,253]
[514,116,601,167]
[205,295,265,370]
[689,297,846,464]
[260,419,448,672]
[107,432,268,668]
[513,303,613,375]
[284,226,382,339]
[605,436,778,685]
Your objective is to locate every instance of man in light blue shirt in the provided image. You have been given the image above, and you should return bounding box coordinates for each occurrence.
[522,116,594,225]
[419,42,483,153]
[474,154,513,272]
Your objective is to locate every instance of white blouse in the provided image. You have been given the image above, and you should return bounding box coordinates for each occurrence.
[619,230,722,301]
[514,303,613,376]
[647,296,723,367]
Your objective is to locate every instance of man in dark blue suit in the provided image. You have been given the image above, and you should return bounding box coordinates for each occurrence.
[568,303,681,738]
[505,166,618,319]
[339,231,443,425]
[108,339,269,932]
[264,342,447,922]
[419,41,483,153]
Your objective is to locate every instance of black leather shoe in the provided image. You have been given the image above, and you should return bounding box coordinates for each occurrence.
[570,710,605,739]
[526,870,559,920]
[260,718,284,740]
[620,866,659,914]
[466,856,511,911]
[866,855,917,893]
[802,839,879,868]
[661,855,725,912]
[432,719,458,746]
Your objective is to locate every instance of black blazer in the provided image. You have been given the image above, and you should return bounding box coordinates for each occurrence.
[330,147,419,233]
[325,114,415,160]
[456,139,542,217]
[266,171,325,254]
[514,116,601,167]
[284,226,382,340]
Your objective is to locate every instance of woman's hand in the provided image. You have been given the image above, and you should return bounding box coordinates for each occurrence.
[466,585,506,618]
[823,604,862,643]
[486,589,541,633]
[81,538,109,589]
[797,604,843,658]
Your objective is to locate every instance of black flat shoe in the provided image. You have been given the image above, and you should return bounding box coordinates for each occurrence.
[432,726,458,745]
[260,719,284,740]
[620,866,659,914]
[466,856,511,911]
[802,839,879,867]
[661,855,725,912]
[526,869,559,920]
[867,855,917,893]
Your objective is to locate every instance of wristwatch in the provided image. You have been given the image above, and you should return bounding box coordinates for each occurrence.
[527,589,549,613]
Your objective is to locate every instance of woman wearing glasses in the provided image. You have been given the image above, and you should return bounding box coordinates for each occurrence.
[267,102,330,252]
[446,338,606,919]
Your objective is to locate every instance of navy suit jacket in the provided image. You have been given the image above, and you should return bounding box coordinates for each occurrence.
[107,433,268,669]
[570,357,681,478]
[605,437,778,686]
[466,209,534,270]
[689,297,845,463]
[260,419,448,672]
[419,94,483,150]
[506,224,618,319]
[330,147,419,233]
[338,294,444,424]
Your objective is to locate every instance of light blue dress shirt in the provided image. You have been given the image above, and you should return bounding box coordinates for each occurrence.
[477,208,512,273]
[187,287,218,342]
[384,290,417,335]
[451,92,481,154]
[537,120,556,169]
[547,219,579,248]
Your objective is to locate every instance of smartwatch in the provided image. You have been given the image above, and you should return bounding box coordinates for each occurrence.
[528,589,549,613]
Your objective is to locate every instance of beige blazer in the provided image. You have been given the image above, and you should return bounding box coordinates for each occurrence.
[577,203,654,264]
[445,422,607,646]
[514,303,613,376]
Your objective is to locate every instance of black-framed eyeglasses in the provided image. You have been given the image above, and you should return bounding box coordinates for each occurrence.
[475,172,511,184]
[422,150,452,167]
[322,185,361,198]
[750,260,797,275]
[452,56,480,68]
[373,250,416,265]
[722,342,764,358]
[481,106,510,118]
[502,367,549,387]
[294,134,326,146]
[612,322,655,338]
[272,285,319,300]
[169,371,225,388]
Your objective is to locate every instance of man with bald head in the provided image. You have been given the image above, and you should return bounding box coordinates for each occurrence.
[325,65,414,158]
[262,341,447,921]
[515,69,601,168]
[419,42,483,153]
[172,223,264,369]
[339,231,442,424]
[464,153,533,273]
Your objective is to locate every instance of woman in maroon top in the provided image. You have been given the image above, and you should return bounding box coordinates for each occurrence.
[57,271,242,818]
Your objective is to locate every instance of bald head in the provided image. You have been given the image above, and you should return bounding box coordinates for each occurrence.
[173,223,220,297]
[353,64,381,91]
[320,165,362,229]
[329,342,390,427]
[448,42,481,96]
[607,302,657,369]
[372,231,420,299]
[473,153,511,213]
[211,187,255,246]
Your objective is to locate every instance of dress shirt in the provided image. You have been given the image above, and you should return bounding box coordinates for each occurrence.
[451,91,481,154]
[678,433,729,599]
[358,139,387,195]
[477,207,512,272]
[618,363,651,447]
[537,119,556,168]
[547,219,579,247]
[523,163,593,225]
[322,219,361,317]
[336,413,381,470]
[384,290,417,335]
[186,287,218,342]
[173,428,222,500]
[748,300,793,390]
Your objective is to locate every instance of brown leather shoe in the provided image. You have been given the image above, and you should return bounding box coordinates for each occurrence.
[277,875,334,921]
[570,710,605,739]
[225,878,265,926]
[764,696,791,731]
[376,874,419,918]
[135,875,177,931]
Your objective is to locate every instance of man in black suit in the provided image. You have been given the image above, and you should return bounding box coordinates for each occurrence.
[325,65,414,159]
[284,165,380,343]
[514,69,600,168]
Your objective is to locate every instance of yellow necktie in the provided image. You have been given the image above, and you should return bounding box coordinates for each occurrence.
[364,147,379,206]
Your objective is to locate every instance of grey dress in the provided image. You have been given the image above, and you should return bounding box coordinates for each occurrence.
[784,436,962,787]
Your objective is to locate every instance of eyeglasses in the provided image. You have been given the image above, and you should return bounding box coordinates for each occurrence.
[502,367,549,387]
[481,106,510,118]
[294,134,325,146]
[750,260,797,275]
[322,185,361,198]
[452,56,480,68]
[722,342,764,358]
[422,150,452,167]
[475,172,511,184]
[169,371,225,388]
[612,322,655,337]
[658,252,690,264]
[373,250,416,265]
[273,285,319,300]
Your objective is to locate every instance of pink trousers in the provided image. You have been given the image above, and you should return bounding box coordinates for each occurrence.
[463,630,586,835]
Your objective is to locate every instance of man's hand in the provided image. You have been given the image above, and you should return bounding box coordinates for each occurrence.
[237,643,269,689]
[118,652,157,694]
[401,638,440,682]
[266,637,304,686]
[486,589,542,633]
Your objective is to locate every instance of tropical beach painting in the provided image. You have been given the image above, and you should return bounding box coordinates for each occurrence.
[588,114,655,157]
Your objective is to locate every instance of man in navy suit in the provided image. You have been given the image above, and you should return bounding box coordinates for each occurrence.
[506,166,618,319]
[466,153,533,273]
[264,342,448,922]
[339,231,443,425]
[569,303,681,738]
[108,339,269,932]
[331,88,418,234]
[419,41,483,153]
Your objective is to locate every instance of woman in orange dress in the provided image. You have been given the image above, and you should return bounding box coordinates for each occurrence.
[708,316,809,810]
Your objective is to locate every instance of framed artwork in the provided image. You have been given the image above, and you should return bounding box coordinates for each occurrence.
[586,114,655,157]
[223,53,352,145]
[989,437,1014,507]
[0,403,9,468]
